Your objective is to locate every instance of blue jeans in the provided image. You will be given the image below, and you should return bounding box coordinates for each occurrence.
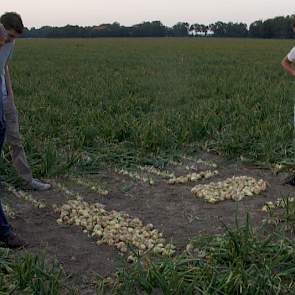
[0,79,11,238]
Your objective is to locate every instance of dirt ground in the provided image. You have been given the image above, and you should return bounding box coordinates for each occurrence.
[1,151,294,294]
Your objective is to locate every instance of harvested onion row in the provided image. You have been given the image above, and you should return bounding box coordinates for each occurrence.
[191,176,267,204]
[115,168,154,185]
[54,199,175,261]
[196,159,218,168]
[181,156,218,168]
[168,160,182,167]
[4,183,46,209]
[262,197,295,212]
[70,177,109,196]
[271,163,286,175]
[138,165,175,179]
[168,170,219,185]
[3,204,16,219]
[51,180,82,200]
[185,164,199,171]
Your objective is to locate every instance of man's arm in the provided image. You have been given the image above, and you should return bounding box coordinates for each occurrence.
[281,56,295,77]
[4,64,13,97]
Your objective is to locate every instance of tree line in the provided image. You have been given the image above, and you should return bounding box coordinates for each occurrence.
[22,15,295,39]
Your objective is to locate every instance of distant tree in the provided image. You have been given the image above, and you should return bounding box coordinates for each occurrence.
[130,21,167,37]
[209,22,227,37]
[189,24,195,35]
[189,23,199,35]
[200,24,209,36]
[249,15,294,39]
[209,21,247,37]
[19,15,295,39]
[172,22,190,37]
[249,20,263,38]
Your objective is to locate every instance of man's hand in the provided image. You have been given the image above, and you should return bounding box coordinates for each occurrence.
[281,56,295,77]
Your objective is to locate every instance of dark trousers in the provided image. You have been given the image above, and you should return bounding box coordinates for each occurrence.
[0,203,10,237]
[0,82,11,238]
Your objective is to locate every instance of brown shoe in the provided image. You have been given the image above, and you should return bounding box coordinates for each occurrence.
[0,233,27,249]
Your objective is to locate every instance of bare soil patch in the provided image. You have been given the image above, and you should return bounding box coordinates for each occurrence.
[1,152,294,293]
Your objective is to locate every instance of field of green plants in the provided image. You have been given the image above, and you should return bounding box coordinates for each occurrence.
[2,38,295,294]
[4,37,295,177]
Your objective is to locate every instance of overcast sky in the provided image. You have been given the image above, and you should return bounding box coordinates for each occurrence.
[0,0,294,28]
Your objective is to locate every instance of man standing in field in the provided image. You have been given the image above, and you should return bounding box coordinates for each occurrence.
[281,20,295,76]
[0,12,51,191]
[281,19,295,185]
[0,23,26,248]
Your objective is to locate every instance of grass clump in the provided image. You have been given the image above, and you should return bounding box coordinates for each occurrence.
[101,213,295,295]
[0,249,73,295]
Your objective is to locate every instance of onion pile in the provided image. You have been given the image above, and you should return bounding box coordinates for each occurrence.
[54,199,176,262]
[191,176,267,203]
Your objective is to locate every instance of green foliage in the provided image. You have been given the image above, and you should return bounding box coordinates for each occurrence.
[105,216,295,295]
[249,16,295,39]
[0,251,72,295]
[1,38,295,178]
